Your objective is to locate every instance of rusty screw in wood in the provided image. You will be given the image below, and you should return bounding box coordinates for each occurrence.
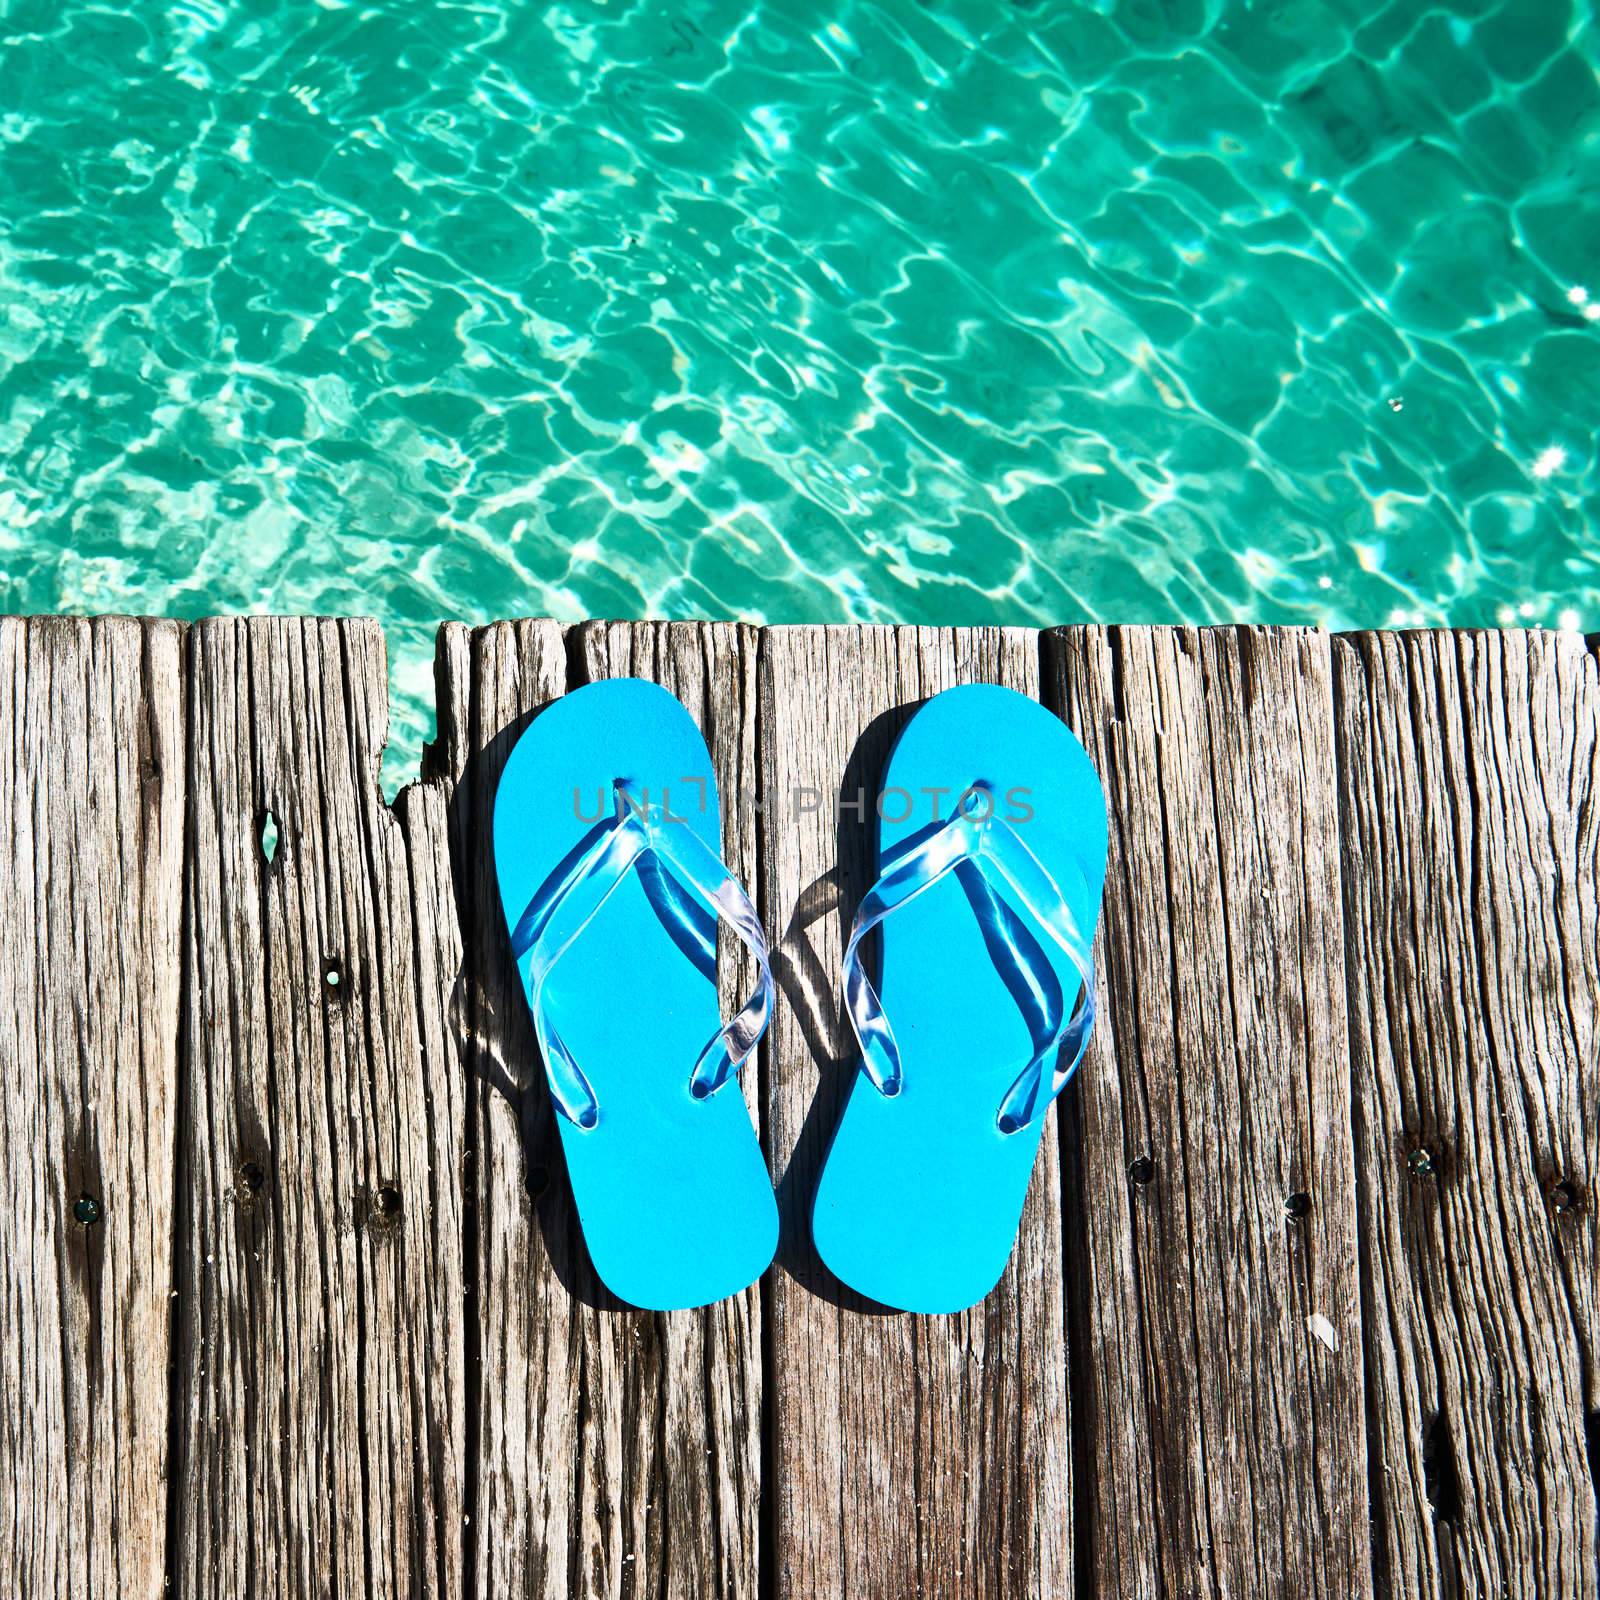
[73,1193,102,1226]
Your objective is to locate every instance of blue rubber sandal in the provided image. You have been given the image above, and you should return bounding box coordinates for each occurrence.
[493,678,777,1310]
[813,683,1106,1313]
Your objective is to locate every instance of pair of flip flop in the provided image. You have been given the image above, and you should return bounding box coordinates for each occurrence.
[494,679,1106,1314]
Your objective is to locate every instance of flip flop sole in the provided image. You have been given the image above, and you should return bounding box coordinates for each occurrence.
[813,683,1106,1314]
[494,678,777,1310]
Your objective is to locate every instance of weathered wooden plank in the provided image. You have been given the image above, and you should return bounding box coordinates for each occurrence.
[457,619,764,1599]
[15,609,1594,1599]
[448,618,579,1600]
[1333,629,1600,1599]
[0,617,185,1599]
[762,624,1071,1600]
[1046,626,1371,1600]
[173,617,465,1598]
[570,621,764,1600]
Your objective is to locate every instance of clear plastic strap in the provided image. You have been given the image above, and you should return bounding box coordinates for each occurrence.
[839,784,1096,1134]
[972,801,1096,1133]
[839,808,977,1098]
[509,781,772,1130]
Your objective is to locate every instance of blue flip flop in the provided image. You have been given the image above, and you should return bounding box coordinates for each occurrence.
[813,683,1106,1313]
[493,678,777,1310]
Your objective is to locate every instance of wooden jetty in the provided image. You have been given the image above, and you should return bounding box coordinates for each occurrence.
[1,615,1595,1599]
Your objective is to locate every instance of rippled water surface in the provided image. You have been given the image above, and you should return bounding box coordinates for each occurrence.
[2,0,1596,779]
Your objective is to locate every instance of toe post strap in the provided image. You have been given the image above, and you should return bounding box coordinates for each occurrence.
[841,783,1097,1135]
[511,780,772,1130]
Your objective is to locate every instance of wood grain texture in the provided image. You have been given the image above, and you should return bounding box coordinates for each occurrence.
[455,619,764,1598]
[761,624,1072,1600]
[1333,629,1600,1599]
[172,617,465,1599]
[9,611,1599,1600]
[0,616,184,1599]
[1046,625,1371,1600]
[446,618,576,1600]
[570,621,765,1600]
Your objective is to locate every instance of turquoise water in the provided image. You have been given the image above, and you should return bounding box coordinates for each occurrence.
[1,0,1596,784]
